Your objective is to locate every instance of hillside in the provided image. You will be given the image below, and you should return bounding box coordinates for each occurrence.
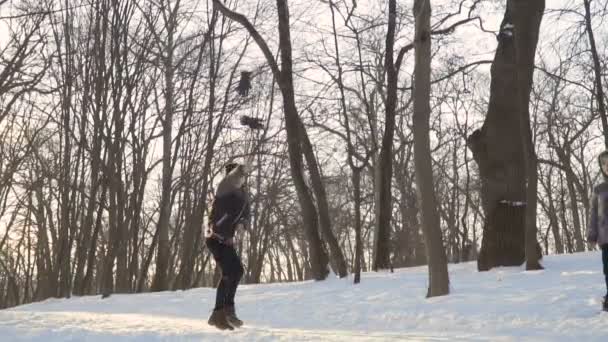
[1,252,606,341]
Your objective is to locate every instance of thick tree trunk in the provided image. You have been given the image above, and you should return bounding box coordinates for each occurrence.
[467,2,529,271]
[511,0,544,270]
[413,0,450,297]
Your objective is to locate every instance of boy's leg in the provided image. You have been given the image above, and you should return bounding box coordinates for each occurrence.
[205,238,234,330]
[215,275,228,310]
[222,246,244,327]
[222,246,244,306]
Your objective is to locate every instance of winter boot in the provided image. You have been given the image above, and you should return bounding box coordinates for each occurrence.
[224,305,243,328]
[208,309,234,330]
[603,296,608,312]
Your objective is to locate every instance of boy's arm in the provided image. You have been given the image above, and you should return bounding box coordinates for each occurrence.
[219,192,248,227]
[238,199,250,228]
[588,188,599,243]
[231,191,250,230]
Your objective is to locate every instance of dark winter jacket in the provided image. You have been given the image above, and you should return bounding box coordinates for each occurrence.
[210,188,250,240]
[589,152,608,246]
[589,182,608,246]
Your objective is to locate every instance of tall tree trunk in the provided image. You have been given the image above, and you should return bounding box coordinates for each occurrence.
[102,126,125,297]
[511,0,544,270]
[353,169,363,284]
[72,134,102,295]
[412,0,449,297]
[212,0,329,280]
[467,3,526,271]
[33,181,53,301]
[82,161,108,295]
[276,0,328,280]
[174,10,219,290]
[151,7,178,291]
[373,0,399,271]
[57,0,75,298]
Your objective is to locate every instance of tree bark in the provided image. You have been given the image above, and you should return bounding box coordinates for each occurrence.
[353,169,363,284]
[373,0,399,271]
[511,0,544,270]
[151,2,179,292]
[412,0,450,297]
[466,2,531,271]
[57,0,75,298]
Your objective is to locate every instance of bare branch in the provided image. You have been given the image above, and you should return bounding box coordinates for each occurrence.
[396,16,484,72]
[211,0,281,80]
[398,60,492,91]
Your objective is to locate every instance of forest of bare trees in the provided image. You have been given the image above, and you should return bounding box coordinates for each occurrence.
[1,0,607,308]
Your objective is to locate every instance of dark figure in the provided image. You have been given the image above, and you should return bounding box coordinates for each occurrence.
[240,115,264,130]
[206,163,250,330]
[587,150,608,311]
[236,71,252,97]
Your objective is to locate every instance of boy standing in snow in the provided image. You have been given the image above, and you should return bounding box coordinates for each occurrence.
[206,162,250,330]
[587,150,608,311]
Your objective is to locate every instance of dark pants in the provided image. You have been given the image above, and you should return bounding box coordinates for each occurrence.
[602,245,608,296]
[206,237,244,310]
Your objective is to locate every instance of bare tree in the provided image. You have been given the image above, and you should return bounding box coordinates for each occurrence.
[412,0,450,297]
[311,0,373,282]
[467,0,543,271]
[582,0,608,148]
[213,0,330,280]
[372,0,400,271]
[173,11,219,290]
[511,0,544,270]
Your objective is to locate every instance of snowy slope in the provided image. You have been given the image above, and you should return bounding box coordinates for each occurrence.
[1,252,607,341]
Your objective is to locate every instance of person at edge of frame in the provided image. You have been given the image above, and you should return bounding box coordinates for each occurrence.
[588,150,608,312]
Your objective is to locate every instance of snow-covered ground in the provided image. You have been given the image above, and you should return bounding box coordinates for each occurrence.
[1,252,607,341]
